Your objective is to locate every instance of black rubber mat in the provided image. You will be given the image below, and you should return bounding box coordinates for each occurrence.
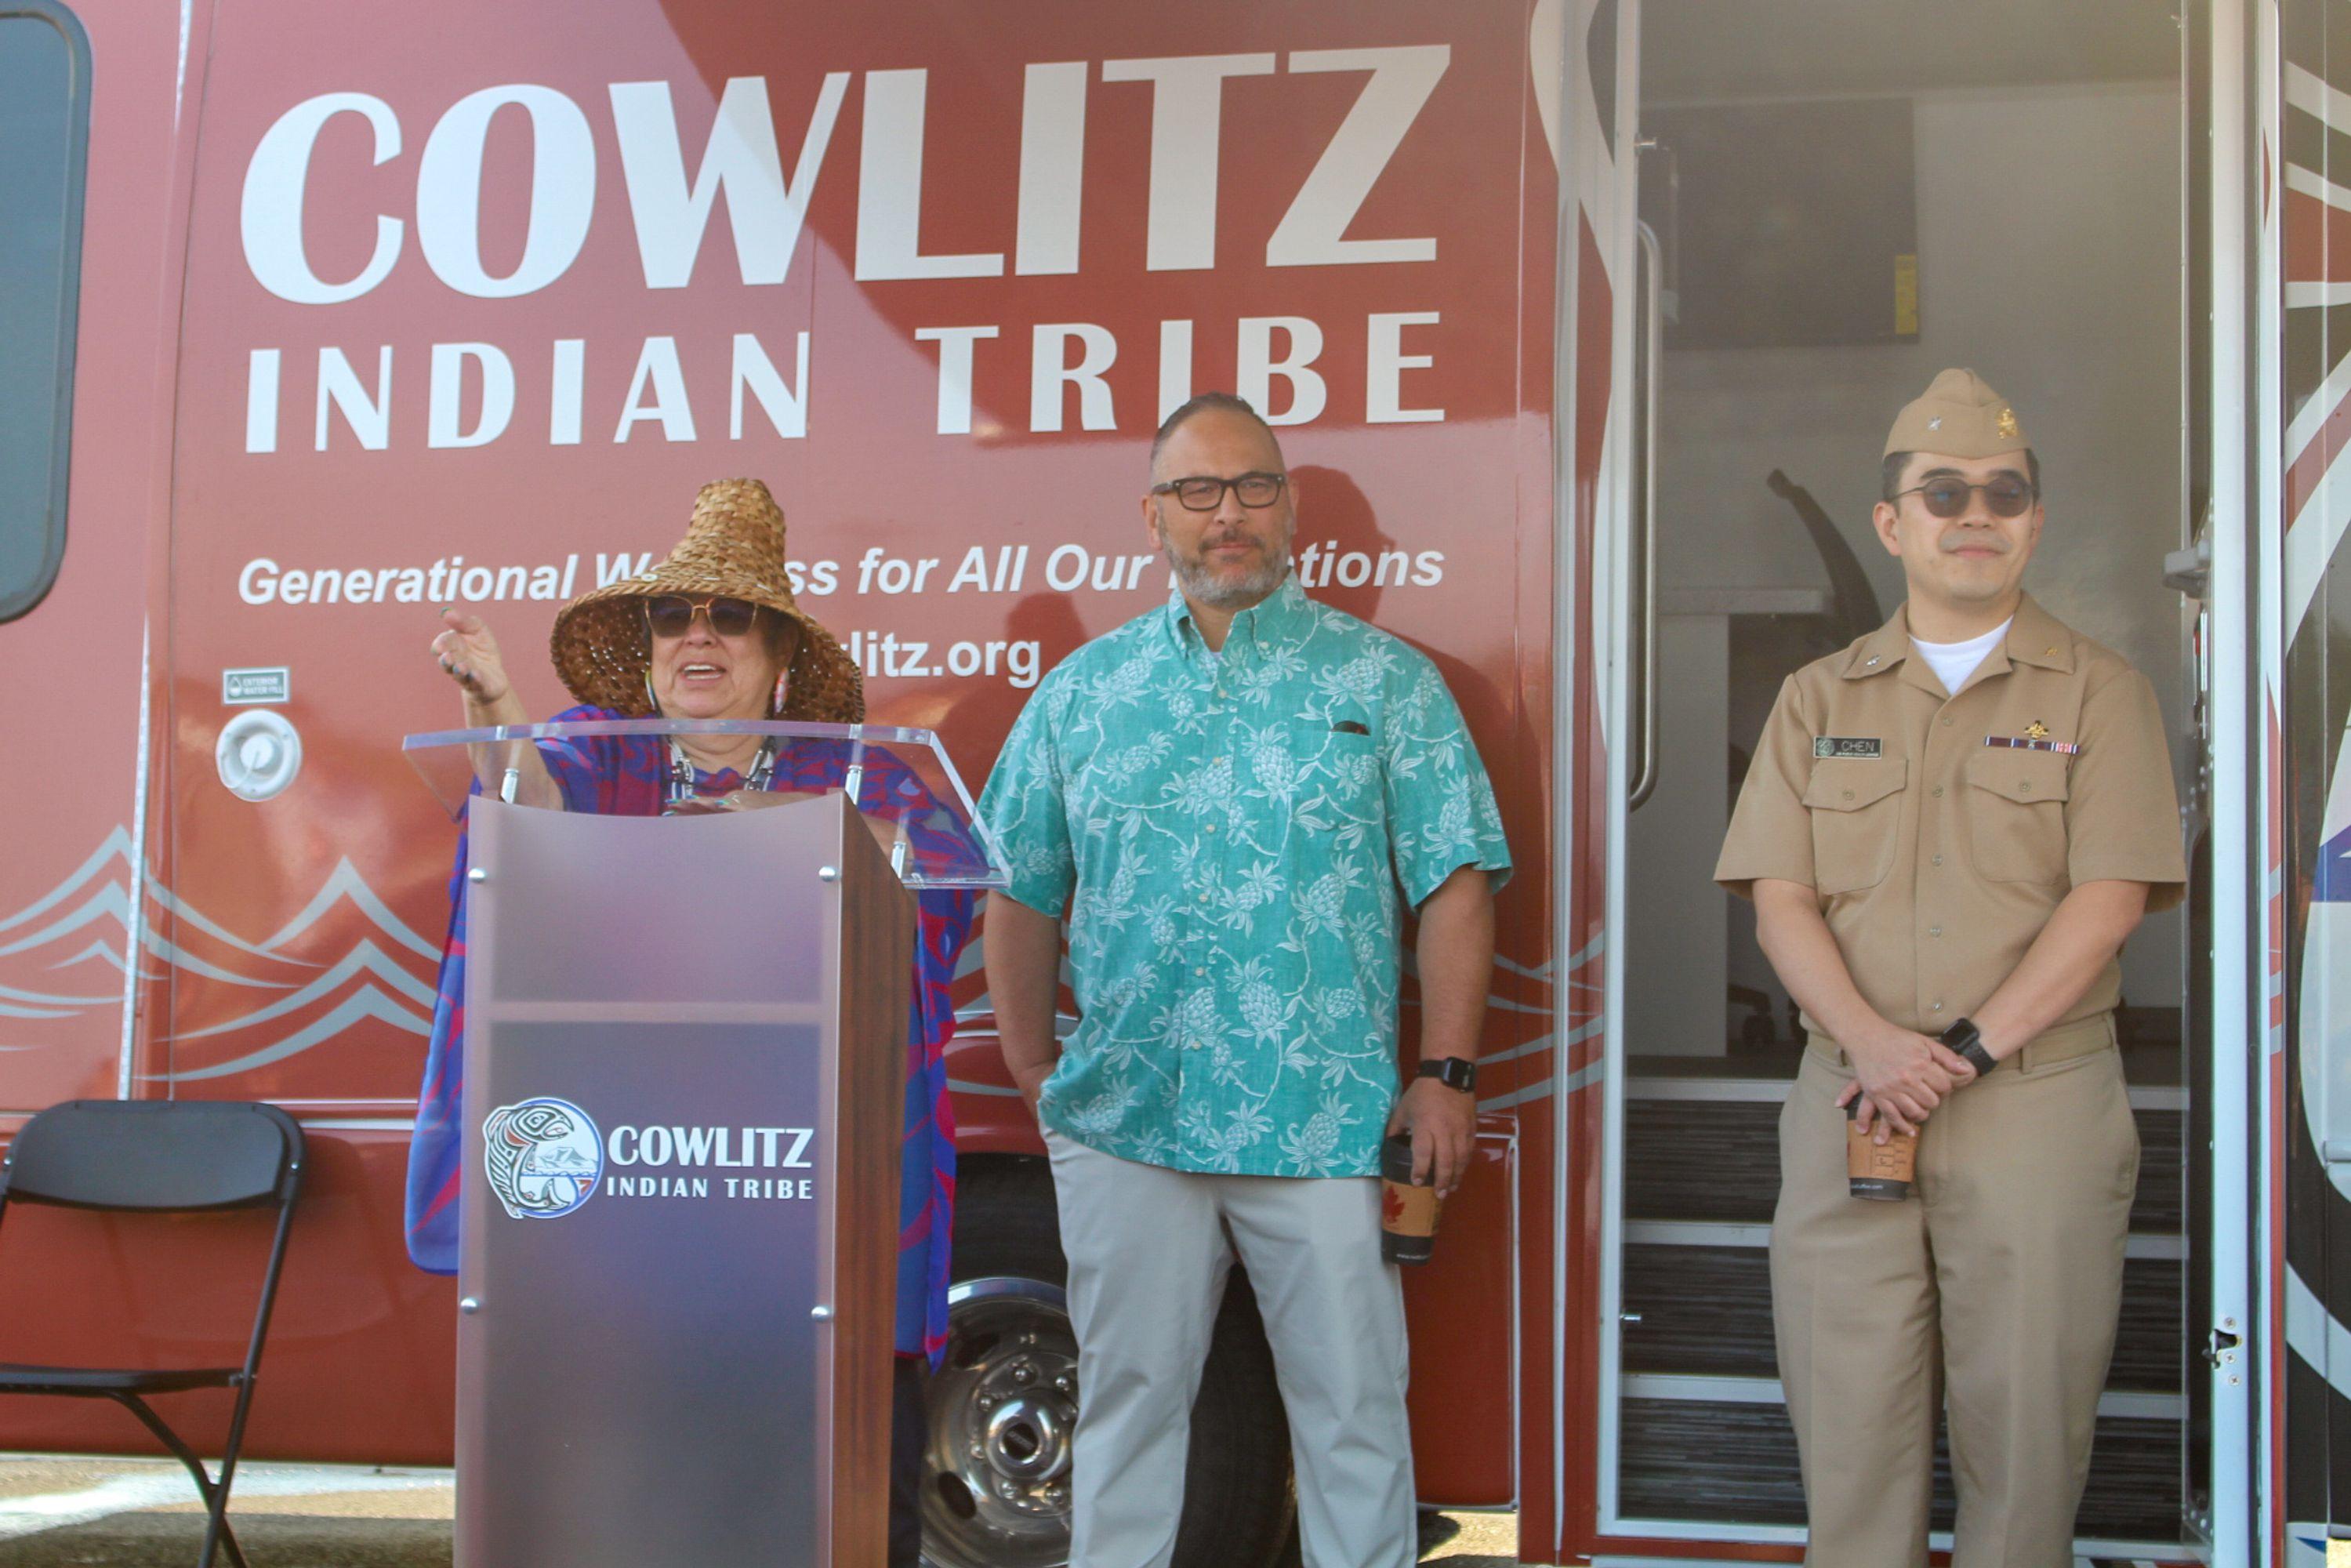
[1621,1245,2185,1391]
[1624,1092,2185,1236]
[1616,1400,2182,1543]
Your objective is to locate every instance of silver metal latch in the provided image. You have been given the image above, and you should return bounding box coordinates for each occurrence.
[2204,1327,2240,1367]
[2164,537,2211,599]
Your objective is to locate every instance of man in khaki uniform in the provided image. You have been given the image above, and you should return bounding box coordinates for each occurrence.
[1715,369,2187,1567]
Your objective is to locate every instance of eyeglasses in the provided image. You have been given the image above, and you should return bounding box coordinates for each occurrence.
[1896,474,2037,520]
[1152,472,1288,512]
[644,595,760,638]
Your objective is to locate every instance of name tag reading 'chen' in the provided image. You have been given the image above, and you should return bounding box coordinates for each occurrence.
[1812,737,1882,759]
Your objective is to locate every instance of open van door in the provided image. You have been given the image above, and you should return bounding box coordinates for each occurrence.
[1582,0,2223,1562]
[2189,0,2277,1561]
[1536,0,1642,1555]
[2266,0,2351,1559]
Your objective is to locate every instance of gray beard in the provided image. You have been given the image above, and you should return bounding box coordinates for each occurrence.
[1165,544,1291,611]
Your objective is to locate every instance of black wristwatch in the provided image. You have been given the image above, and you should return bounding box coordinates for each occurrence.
[1418,1057,1478,1094]
[1941,1018,1997,1078]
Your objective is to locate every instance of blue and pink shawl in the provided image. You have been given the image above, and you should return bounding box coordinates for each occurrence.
[402,706,979,1363]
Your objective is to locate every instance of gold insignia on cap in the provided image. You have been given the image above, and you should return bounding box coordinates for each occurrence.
[1885,369,2031,457]
[2025,720,2049,740]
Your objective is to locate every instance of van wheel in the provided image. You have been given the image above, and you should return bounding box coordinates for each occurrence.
[923,1160,1298,1568]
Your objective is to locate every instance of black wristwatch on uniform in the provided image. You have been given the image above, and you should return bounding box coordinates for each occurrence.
[1418,1057,1478,1094]
[1941,1018,1997,1078]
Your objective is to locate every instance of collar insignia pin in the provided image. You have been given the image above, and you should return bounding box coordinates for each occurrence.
[1926,416,1943,430]
[1997,407,2020,439]
[2025,720,2050,740]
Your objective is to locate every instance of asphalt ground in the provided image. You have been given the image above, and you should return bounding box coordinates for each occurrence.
[0,1455,1518,1566]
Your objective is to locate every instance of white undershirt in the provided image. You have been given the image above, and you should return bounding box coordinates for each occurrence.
[1908,617,2011,698]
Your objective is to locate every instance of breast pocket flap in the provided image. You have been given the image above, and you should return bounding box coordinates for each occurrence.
[1963,750,2072,805]
[1800,757,1908,811]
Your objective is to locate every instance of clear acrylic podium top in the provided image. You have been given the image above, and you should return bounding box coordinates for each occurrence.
[402,718,1007,890]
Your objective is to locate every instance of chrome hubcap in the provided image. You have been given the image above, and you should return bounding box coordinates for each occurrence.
[922,1276,1079,1568]
[984,1393,1071,1483]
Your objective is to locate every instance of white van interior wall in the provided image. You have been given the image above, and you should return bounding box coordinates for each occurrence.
[1645,78,2186,1029]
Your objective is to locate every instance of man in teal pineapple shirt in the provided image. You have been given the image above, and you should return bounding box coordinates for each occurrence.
[981,392,1511,1568]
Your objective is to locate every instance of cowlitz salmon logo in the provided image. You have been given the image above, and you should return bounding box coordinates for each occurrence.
[482,1098,601,1220]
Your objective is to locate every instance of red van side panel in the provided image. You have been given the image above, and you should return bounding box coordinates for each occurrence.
[0,0,1560,1492]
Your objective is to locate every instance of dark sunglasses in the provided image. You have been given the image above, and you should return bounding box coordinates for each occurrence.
[644,594,760,638]
[1896,473,2037,520]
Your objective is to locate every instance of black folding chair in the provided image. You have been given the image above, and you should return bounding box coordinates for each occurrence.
[0,1099,304,1568]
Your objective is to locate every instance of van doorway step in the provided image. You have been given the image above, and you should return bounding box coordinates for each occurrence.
[1617,1073,2186,1548]
[1616,1393,2180,1544]
[1624,1078,2184,1233]
[1621,1238,2185,1389]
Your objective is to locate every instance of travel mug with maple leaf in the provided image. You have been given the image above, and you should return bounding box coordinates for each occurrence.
[1381,1131,1442,1264]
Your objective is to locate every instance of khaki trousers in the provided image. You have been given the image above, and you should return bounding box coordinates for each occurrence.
[1045,1131,1417,1568]
[1772,1019,2139,1568]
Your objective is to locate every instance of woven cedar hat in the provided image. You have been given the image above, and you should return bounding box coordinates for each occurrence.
[550,479,862,722]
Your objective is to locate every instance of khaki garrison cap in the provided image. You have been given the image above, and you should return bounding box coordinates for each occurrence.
[1883,368,2031,458]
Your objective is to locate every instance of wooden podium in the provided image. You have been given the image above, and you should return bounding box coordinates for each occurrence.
[450,788,912,1567]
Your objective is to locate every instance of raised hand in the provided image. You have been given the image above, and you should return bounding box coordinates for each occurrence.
[430,608,512,706]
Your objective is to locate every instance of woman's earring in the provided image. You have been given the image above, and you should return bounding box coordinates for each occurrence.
[644,670,661,717]
[771,668,790,717]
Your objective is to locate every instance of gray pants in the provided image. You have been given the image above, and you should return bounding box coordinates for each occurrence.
[1046,1131,1417,1568]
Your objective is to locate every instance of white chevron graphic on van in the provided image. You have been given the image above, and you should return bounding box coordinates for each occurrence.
[261,858,439,960]
[165,939,437,1040]
[0,830,441,1076]
[160,989,434,1083]
[0,880,297,988]
[0,827,137,935]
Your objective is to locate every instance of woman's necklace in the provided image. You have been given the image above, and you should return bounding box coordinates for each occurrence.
[663,737,776,811]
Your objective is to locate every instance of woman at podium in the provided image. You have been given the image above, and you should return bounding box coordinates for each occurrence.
[402,478,978,1568]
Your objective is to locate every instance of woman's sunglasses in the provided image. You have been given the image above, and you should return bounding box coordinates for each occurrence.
[1894,473,2037,520]
[644,595,760,638]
